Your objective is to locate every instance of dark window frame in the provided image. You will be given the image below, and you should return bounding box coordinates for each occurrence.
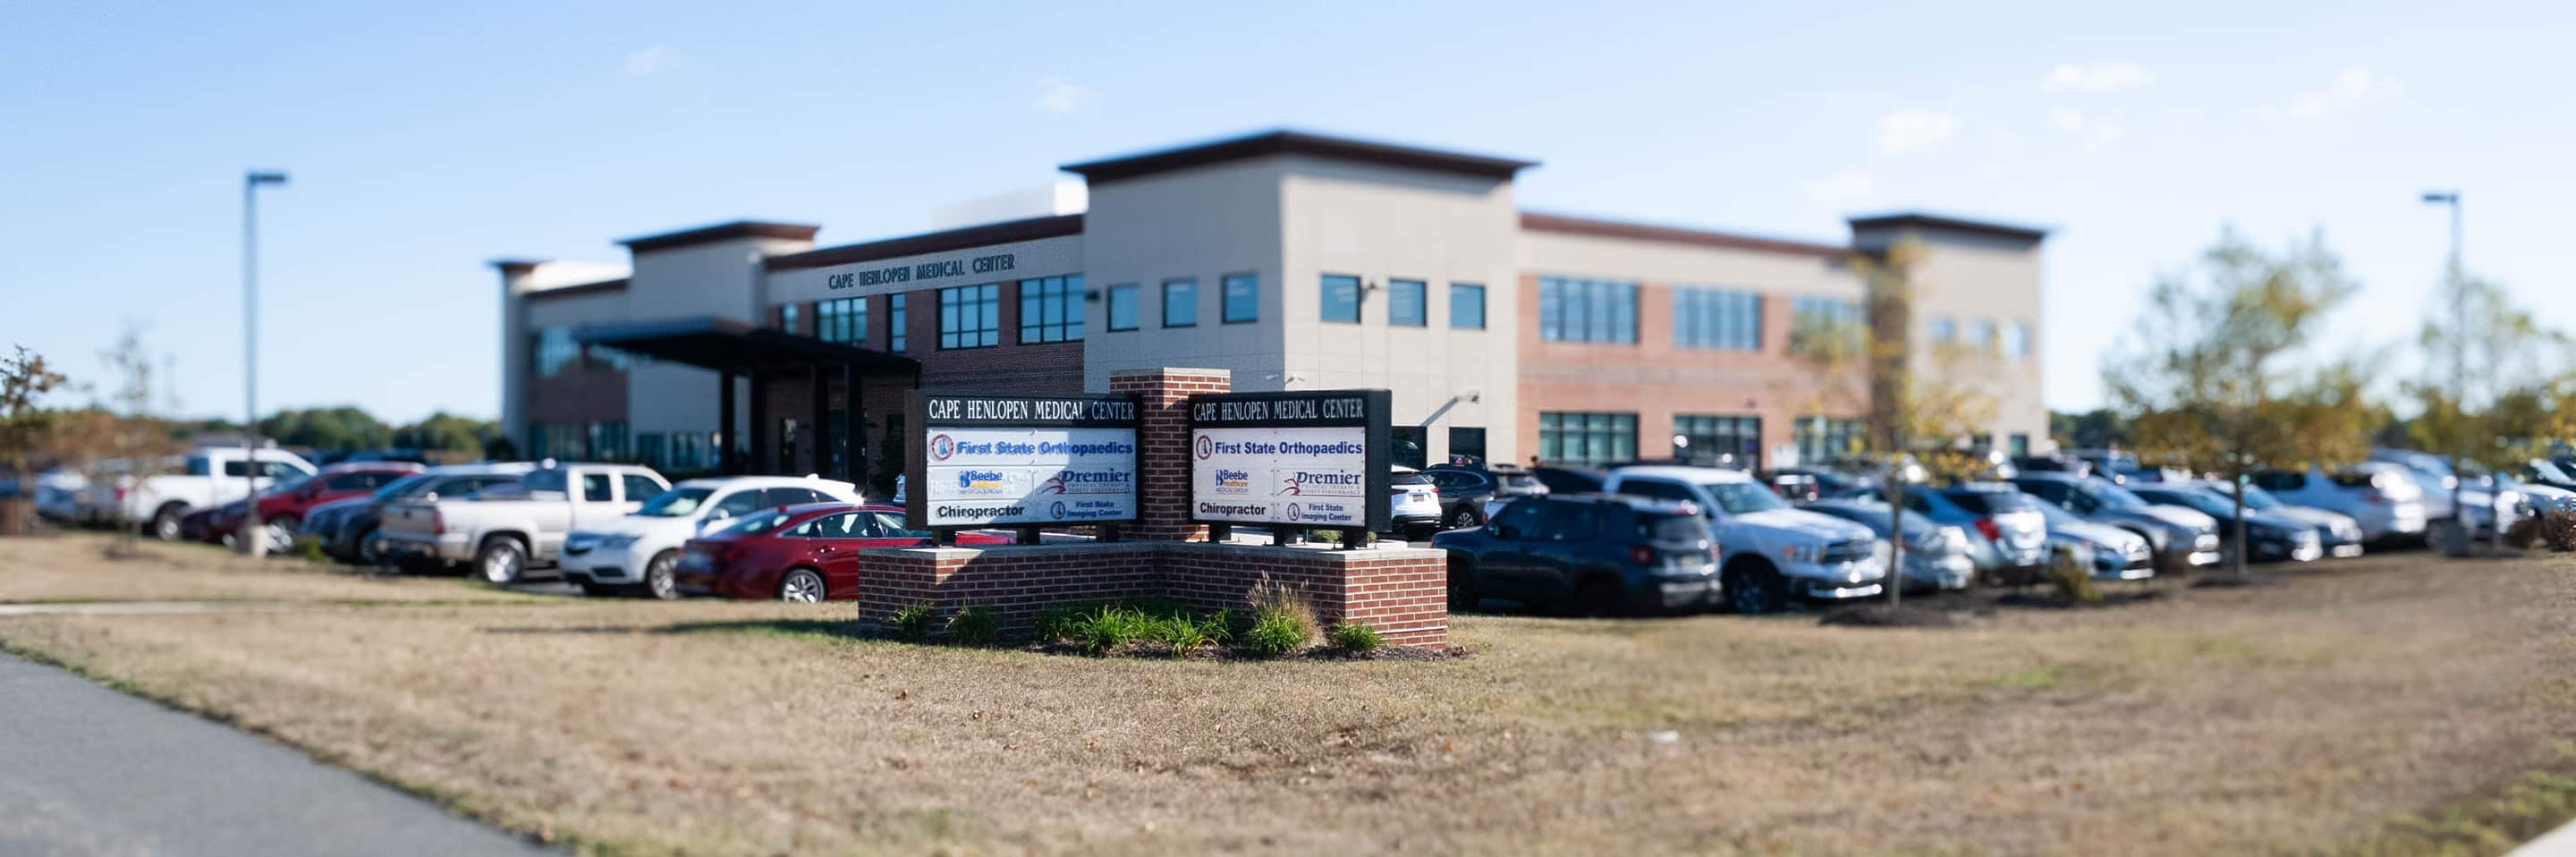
[1017,275,1085,344]
[1105,284,1140,332]
[1387,278,1428,327]
[1162,277,1199,328]
[1449,283,1486,329]
[1220,272,1258,324]
[936,283,1001,351]
[1320,274,1362,324]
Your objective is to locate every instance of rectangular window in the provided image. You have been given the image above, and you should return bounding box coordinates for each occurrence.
[532,327,580,377]
[1106,284,1140,331]
[1449,284,1486,329]
[816,297,866,345]
[888,294,908,353]
[1536,277,1638,344]
[1221,273,1258,324]
[778,302,801,335]
[1672,287,1763,351]
[1320,274,1361,323]
[1674,414,1762,469]
[1387,279,1427,327]
[1928,315,1955,345]
[1017,275,1085,344]
[2003,320,2030,359]
[588,420,627,461]
[1447,427,1487,464]
[1537,412,1636,467]
[635,432,665,468]
[1162,278,1198,327]
[1390,426,1427,470]
[1792,417,1867,465]
[937,284,999,350]
[1790,296,1866,352]
[1966,318,1996,351]
[2009,433,2031,456]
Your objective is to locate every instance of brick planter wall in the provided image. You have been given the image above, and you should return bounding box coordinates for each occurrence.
[1108,368,1230,542]
[855,542,1450,649]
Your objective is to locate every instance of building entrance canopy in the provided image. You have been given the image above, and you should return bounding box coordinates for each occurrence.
[573,316,919,480]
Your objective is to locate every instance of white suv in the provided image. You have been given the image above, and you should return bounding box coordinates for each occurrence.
[1599,465,1886,614]
[559,476,863,598]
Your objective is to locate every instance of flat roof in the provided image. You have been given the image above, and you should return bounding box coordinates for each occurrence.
[1062,130,1538,186]
[1846,212,2048,243]
[573,316,919,376]
[764,215,1084,272]
[523,278,628,301]
[1519,212,1844,259]
[615,220,821,253]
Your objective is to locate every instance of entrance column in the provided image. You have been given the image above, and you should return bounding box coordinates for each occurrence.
[1108,367,1232,542]
[843,361,862,484]
[809,363,827,478]
[748,370,770,475]
[717,370,737,475]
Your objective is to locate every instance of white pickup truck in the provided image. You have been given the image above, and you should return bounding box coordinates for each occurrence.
[1600,465,1888,615]
[375,462,668,584]
[79,447,317,539]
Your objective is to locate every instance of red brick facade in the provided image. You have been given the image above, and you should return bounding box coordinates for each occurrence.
[854,542,1450,649]
[1109,368,1232,542]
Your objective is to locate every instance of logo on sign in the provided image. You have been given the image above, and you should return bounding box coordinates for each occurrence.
[1050,501,1069,520]
[929,433,955,462]
[1286,503,1303,522]
[1280,471,1365,496]
[1195,435,1215,460]
[1041,470,1131,495]
[1210,468,1251,495]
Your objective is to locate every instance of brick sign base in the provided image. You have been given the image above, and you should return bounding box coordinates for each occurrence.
[855,542,1449,649]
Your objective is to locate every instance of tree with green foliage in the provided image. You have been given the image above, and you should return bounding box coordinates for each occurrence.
[259,405,391,452]
[2105,227,2379,578]
[393,412,496,456]
[2048,408,2133,452]
[1,345,69,479]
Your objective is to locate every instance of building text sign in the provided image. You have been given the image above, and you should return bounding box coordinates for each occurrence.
[905,392,1140,530]
[1186,389,1391,530]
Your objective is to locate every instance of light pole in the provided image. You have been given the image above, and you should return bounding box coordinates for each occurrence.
[2421,189,2463,549]
[240,170,288,556]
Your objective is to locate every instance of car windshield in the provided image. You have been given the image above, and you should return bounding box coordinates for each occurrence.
[2030,499,2081,526]
[1818,505,1935,539]
[1700,481,1788,513]
[1638,512,1708,542]
[258,473,314,496]
[1942,489,2034,514]
[2140,489,2231,518]
[2089,481,2151,510]
[373,474,432,499]
[1496,472,1546,492]
[636,488,715,517]
[2236,485,2284,510]
[1391,471,1429,486]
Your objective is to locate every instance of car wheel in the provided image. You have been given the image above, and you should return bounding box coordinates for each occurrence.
[1724,562,1788,615]
[1445,507,1481,530]
[779,569,826,603]
[1445,556,1480,611]
[264,516,300,555]
[639,551,681,601]
[149,505,183,541]
[472,536,527,586]
[355,529,385,566]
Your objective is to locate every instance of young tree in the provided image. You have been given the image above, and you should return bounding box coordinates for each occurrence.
[2401,274,2572,548]
[2105,227,2377,578]
[0,345,69,534]
[98,325,170,554]
[1786,236,2001,606]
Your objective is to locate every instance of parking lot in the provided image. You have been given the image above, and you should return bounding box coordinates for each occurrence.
[4,531,2572,855]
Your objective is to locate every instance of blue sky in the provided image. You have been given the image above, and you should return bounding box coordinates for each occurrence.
[4,0,2569,424]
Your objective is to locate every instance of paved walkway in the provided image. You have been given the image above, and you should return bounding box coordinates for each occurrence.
[2515,819,2576,855]
[0,652,547,856]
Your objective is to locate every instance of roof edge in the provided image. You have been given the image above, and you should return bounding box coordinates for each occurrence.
[1062,129,1537,186]
[616,220,822,253]
[1518,211,1845,259]
[763,215,1085,272]
[523,278,629,300]
[1846,212,2049,243]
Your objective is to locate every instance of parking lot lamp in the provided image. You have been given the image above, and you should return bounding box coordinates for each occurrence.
[240,170,287,556]
[2422,189,2463,548]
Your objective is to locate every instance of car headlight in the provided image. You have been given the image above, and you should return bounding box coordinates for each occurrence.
[599,533,638,549]
[1779,544,1818,563]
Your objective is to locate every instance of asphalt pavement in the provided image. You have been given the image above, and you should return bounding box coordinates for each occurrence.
[0,652,549,856]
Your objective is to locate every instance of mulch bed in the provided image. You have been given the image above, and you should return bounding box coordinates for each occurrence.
[1818,604,1958,629]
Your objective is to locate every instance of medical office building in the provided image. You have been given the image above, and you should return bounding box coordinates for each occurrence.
[496,130,2049,487]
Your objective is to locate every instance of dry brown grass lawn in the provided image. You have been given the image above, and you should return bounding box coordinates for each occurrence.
[0,532,541,605]
[1,531,2572,855]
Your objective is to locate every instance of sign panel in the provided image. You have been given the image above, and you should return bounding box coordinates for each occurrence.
[905,392,1141,530]
[1186,389,1392,530]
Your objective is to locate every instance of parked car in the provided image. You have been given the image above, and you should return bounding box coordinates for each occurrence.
[560,475,864,598]
[1599,465,1885,614]
[376,462,669,584]
[1388,466,1445,540]
[2475,470,2574,518]
[2125,483,2323,564]
[303,464,535,564]
[30,468,86,522]
[1895,484,2049,585]
[224,462,422,552]
[1432,494,1718,615]
[1764,467,1876,500]
[2008,472,2222,571]
[674,503,1011,601]
[1529,465,1606,496]
[2025,498,2157,581]
[2249,465,2428,544]
[2010,455,2091,479]
[1798,499,1976,590]
[1421,462,1547,530]
[2207,480,2365,558]
[79,446,317,539]
[2368,448,2515,535]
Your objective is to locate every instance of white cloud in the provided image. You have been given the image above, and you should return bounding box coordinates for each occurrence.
[1878,108,1956,154]
[1032,77,1085,115]
[2046,107,2124,151]
[2041,63,2155,93]
[2261,65,2402,122]
[622,46,691,76]
[1807,168,1876,204]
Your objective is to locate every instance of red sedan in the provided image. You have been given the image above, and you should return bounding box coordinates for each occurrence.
[674,503,1011,602]
[204,462,421,550]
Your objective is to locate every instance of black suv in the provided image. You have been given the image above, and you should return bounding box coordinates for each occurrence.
[1432,495,1717,615]
[1421,462,1549,530]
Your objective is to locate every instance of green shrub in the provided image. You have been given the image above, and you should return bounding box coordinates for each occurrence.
[2045,545,2102,605]
[1033,601,1098,643]
[1071,605,1148,656]
[1240,610,1310,658]
[294,537,330,564]
[1327,621,1383,652]
[945,605,998,645]
[888,603,937,641]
